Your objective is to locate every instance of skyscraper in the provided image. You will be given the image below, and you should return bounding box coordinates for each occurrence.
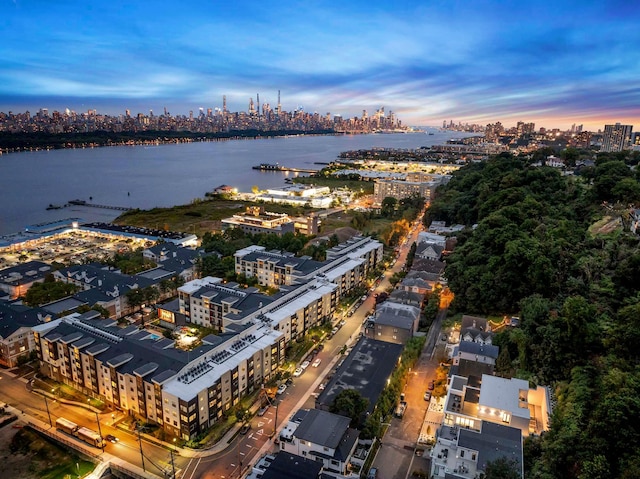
[602,123,633,152]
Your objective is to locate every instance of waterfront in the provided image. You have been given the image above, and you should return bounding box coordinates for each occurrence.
[0,131,473,235]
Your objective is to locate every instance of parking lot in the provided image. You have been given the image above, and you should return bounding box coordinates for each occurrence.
[0,231,153,268]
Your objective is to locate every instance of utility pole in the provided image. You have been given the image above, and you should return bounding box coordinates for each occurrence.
[94,411,104,452]
[43,395,52,427]
[137,427,146,471]
[170,449,176,479]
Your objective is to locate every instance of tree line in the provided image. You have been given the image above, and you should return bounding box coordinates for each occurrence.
[426,151,640,478]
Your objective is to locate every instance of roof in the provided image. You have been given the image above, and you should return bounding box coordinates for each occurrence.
[457,341,499,359]
[316,337,403,413]
[0,261,52,286]
[294,409,351,449]
[479,374,531,419]
[261,451,323,479]
[0,300,51,339]
[458,422,523,476]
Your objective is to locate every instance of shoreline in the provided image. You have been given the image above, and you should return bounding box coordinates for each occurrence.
[0,130,377,156]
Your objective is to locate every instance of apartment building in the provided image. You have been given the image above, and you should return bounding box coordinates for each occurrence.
[33,312,285,440]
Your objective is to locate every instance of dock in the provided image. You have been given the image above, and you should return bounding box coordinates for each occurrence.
[252,163,318,174]
[67,199,133,211]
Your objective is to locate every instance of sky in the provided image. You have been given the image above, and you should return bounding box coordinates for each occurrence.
[0,0,639,130]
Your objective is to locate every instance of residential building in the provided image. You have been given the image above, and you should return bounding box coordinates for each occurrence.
[430,421,523,479]
[33,312,285,440]
[0,261,53,299]
[53,263,157,318]
[0,300,52,367]
[142,242,210,282]
[442,374,550,436]
[452,341,499,369]
[460,315,493,345]
[373,176,446,205]
[415,242,444,261]
[279,409,359,476]
[246,452,324,479]
[235,236,383,293]
[602,123,633,152]
[363,301,420,344]
[316,337,403,414]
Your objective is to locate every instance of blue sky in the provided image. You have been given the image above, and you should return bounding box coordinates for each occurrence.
[1,0,638,130]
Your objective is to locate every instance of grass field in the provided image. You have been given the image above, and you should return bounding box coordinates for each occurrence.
[293,175,374,194]
[5,427,95,479]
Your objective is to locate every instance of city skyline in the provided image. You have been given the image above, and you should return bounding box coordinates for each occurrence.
[1,1,638,130]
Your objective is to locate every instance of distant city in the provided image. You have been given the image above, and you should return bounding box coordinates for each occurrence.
[1,97,637,155]
[0,91,405,137]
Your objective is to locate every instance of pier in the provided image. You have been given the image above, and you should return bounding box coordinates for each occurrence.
[252,163,318,174]
[67,199,133,211]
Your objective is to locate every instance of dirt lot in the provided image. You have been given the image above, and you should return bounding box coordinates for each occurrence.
[0,419,94,479]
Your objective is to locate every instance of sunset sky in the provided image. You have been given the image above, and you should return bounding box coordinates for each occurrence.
[1,0,638,130]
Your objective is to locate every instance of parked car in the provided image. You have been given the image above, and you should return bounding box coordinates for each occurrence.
[423,391,432,402]
[428,380,435,391]
[331,327,339,336]
[257,405,269,416]
[293,367,303,377]
[277,384,287,395]
[239,423,251,435]
[301,360,310,369]
[368,467,378,479]
[338,319,346,327]
[312,358,322,367]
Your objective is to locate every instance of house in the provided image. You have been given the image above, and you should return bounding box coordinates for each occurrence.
[441,374,551,437]
[363,302,420,345]
[430,421,523,479]
[279,409,359,476]
[0,261,53,299]
[396,276,432,296]
[452,341,499,368]
[415,242,444,261]
[460,315,493,345]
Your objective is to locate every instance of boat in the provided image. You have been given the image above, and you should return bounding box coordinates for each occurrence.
[68,199,87,205]
[252,163,284,171]
[46,204,63,210]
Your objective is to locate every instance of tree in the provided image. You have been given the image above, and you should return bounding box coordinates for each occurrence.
[482,457,521,479]
[381,197,398,218]
[330,389,369,427]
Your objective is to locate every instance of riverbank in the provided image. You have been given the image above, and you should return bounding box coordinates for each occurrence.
[0,129,341,154]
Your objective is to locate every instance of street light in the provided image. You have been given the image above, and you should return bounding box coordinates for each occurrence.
[94,411,104,452]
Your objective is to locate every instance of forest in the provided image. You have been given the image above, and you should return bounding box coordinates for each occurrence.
[425,151,640,478]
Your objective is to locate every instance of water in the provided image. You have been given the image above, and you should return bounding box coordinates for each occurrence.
[0,131,473,235]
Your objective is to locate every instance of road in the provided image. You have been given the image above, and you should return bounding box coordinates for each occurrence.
[0,371,183,478]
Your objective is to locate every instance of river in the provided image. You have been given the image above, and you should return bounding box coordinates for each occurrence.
[0,131,474,235]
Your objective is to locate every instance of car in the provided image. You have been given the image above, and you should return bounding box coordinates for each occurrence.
[423,391,432,402]
[312,358,322,367]
[368,467,378,479]
[257,405,269,416]
[276,384,287,395]
[293,367,303,377]
[239,423,251,435]
[441,334,447,342]
[105,434,119,444]
[338,319,346,327]
[301,360,310,369]
[285,377,294,385]
[428,380,435,391]
[331,327,339,335]
[319,382,327,390]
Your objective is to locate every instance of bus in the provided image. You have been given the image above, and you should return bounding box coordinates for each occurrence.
[56,417,104,448]
[75,427,105,448]
[55,417,78,435]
